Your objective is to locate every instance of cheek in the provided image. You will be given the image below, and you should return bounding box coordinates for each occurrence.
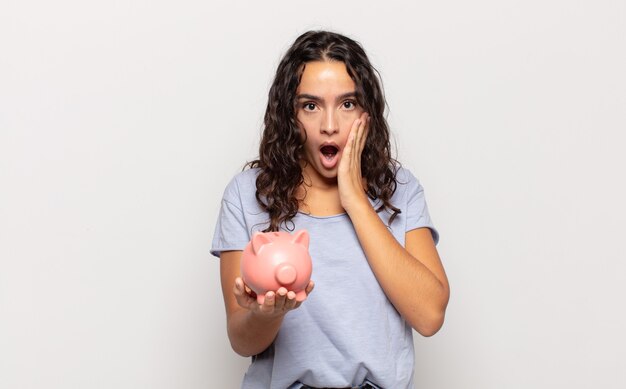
[297,114,318,133]
[296,115,310,139]
[297,126,317,150]
[339,111,360,131]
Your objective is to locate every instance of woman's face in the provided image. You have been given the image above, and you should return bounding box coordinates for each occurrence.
[295,60,364,184]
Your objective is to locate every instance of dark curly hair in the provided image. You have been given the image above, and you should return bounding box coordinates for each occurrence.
[247,30,401,232]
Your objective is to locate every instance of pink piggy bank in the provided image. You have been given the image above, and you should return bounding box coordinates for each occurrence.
[241,230,312,305]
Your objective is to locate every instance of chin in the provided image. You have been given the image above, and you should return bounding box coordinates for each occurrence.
[309,166,337,181]
[302,158,338,182]
[320,169,338,180]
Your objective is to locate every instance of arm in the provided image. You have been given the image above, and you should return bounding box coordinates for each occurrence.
[219,250,314,356]
[347,207,449,336]
[339,113,450,336]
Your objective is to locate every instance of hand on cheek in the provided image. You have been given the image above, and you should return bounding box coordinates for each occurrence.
[338,112,370,212]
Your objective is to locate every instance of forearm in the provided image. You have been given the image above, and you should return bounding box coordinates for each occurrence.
[227,309,284,357]
[348,202,449,335]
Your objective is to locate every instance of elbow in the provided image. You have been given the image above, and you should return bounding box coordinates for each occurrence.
[231,339,270,358]
[225,310,279,358]
[229,338,260,358]
[229,338,252,357]
[227,322,270,358]
[412,288,449,337]
[227,333,258,358]
[414,310,446,337]
[226,325,254,357]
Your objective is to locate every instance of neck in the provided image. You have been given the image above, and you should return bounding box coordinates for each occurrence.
[300,162,338,189]
[297,164,344,216]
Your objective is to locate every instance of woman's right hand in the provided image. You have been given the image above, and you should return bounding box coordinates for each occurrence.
[232,277,315,319]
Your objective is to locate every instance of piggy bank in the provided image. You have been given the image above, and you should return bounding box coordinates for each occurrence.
[241,230,312,304]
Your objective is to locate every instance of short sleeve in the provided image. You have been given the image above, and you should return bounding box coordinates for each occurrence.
[404,170,440,245]
[210,178,251,258]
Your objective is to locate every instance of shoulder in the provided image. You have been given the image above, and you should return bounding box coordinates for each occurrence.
[394,166,418,185]
[221,167,260,205]
[392,166,423,201]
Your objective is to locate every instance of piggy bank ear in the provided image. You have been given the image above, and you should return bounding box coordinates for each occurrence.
[292,230,310,249]
[251,232,272,255]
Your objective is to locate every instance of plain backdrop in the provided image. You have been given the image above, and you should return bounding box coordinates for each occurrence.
[1,1,625,388]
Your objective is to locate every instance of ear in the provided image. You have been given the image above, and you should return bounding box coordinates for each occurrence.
[292,230,310,249]
[251,232,272,255]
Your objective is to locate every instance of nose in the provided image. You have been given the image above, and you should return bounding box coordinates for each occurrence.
[321,110,339,135]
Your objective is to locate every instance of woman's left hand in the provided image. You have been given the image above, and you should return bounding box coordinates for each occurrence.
[338,111,370,213]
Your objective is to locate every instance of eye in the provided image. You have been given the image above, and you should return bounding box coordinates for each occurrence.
[302,102,317,112]
[342,100,357,110]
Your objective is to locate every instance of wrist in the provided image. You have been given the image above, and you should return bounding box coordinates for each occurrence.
[343,194,372,216]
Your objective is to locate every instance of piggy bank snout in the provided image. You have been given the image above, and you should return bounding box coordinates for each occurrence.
[275,263,297,285]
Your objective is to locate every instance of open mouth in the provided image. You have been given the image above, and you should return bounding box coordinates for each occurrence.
[320,144,339,160]
[318,143,340,170]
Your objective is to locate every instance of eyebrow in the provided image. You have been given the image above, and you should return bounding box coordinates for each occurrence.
[296,91,358,102]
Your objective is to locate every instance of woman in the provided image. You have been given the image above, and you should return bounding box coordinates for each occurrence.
[211,30,450,388]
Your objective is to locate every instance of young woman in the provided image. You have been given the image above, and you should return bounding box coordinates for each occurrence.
[211,30,450,389]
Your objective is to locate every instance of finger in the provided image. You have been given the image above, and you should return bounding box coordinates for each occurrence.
[355,113,369,159]
[284,291,297,310]
[306,281,315,294]
[343,120,358,159]
[259,291,275,314]
[344,119,360,165]
[239,281,258,300]
[352,118,362,152]
[274,287,288,311]
[233,277,244,295]
[354,114,366,150]
[352,116,367,169]
[294,282,315,309]
[359,114,370,152]
[233,278,254,308]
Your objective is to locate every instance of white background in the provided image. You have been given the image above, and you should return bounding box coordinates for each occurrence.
[1,1,625,388]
